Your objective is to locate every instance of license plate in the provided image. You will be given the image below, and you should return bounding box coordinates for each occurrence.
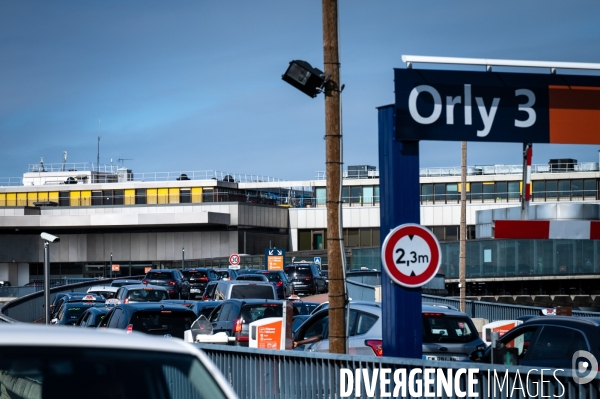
[190,288,200,293]
[425,356,450,361]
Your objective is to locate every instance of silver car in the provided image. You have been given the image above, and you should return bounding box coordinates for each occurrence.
[0,324,237,398]
[293,302,486,360]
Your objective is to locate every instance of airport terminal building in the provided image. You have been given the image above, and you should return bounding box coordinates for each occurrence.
[1,157,600,309]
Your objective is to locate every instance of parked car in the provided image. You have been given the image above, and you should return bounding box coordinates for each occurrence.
[294,303,486,359]
[75,306,111,327]
[284,264,327,296]
[258,270,294,299]
[100,303,198,339]
[235,274,269,282]
[50,292,104,320]
[208,299,291,346]
[142,269,189,299]
[0,324,237,398]
[470,316,600,369]
[161,300,220,318]
[205,280,277,301]
[214,268,239,281]
[183,268,221,298]
[111,284,170,304]
[52,301,108,326]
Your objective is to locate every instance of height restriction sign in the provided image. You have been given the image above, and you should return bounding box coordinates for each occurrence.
[381,223,441,288]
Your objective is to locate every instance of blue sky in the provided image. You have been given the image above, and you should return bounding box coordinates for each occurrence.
[2,1,600,181]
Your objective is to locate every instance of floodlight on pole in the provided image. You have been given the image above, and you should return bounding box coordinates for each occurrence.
[282,60,327,98]
[41,232,60,325]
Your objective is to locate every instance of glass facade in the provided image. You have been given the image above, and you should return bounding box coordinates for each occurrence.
[351,239,600,278]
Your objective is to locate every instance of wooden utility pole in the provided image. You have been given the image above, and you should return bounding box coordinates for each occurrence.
[322,0,345,354]
[459,141,467,312]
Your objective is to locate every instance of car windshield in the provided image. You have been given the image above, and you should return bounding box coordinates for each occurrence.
[0,346,228,399]
[422,315,478,343]
[127,289,169,302]
[183,271,208,279]
[130,311,195,338]
[240,304,283,323]
[284,267,312,278]
[230,285,274,299]
[146,272,173,280]
[262,273,282,282]
[215,271,231,279]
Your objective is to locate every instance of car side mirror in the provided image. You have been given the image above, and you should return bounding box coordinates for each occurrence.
[469,350,484,362]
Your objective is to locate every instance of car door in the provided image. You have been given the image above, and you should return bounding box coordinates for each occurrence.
[209,303,226,333]
[520,325,590,368]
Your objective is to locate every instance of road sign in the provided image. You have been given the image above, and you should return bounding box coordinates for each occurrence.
[111,264,120,272]
[264,248,286,271]
[381,223,441,288]
[314,257,321,265]
[229,253,241,266]
[395,68,600,145]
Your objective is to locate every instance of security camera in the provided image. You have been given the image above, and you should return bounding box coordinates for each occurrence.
[40,232,60,243]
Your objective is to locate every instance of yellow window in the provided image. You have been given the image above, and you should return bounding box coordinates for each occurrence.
[38,192,49,202]
[157,188,168,204]
[191,187,203,203]
[457,183,471,192]
[6,193,16,206]
[125,189,135,205]
[147,188,158,204]
[0,193,5,206]
[17,193,27,206]
[70,191,81,207]
[80,190,92,206]
[49,192,59,205]
[169,188,180,204]
[27,192,37,207]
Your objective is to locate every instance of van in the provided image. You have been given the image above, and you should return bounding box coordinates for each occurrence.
[481,319,523,346]
[207,281,277,301]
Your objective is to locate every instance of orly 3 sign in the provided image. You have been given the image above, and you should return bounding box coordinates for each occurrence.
[395,69,600,144]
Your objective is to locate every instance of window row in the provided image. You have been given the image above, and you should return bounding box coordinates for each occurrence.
[297,228,381,251]
[421,179,598,204]
[315,186,380,207]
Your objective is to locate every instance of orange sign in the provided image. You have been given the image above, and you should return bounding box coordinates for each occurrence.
[111,264,120,272]
[144,267,152,273]
[257,320,283,349]
[267,255,284,271]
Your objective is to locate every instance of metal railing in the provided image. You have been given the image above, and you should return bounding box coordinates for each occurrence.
[196,344,600,399]
[0,278,129,323]
[422,294,600,320]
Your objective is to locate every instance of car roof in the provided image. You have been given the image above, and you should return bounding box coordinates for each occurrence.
[520,315,600,327]
[120,284,169,291]
[421,304,468,316]
[117,303,199,312]
[0,324,201,354]
[220,299,285,306]
[87,286,120,292]
[146,269,178,273]
[64,293,104,301]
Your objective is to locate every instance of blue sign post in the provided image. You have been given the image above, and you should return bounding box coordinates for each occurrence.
[378,105,422,358]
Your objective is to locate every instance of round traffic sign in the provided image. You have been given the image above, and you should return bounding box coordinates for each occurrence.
[229,253,241,266]
[381,223,441,288]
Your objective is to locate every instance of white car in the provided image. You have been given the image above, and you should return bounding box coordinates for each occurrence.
[0,324,238,399]
[86,285,120,300]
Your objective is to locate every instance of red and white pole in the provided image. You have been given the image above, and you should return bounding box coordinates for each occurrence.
[521,143,532,219]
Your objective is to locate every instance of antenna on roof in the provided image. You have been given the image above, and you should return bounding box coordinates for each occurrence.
[97,120,101,172]
[61,151,67,172]
[39,157,46,172]
[118,158,133,167]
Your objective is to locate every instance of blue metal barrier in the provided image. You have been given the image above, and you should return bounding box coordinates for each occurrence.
[196,344,600,399]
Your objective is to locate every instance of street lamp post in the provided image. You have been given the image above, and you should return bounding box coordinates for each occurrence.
[182,247,185,270]
[110,252,113,279]
[41,232,60,324]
